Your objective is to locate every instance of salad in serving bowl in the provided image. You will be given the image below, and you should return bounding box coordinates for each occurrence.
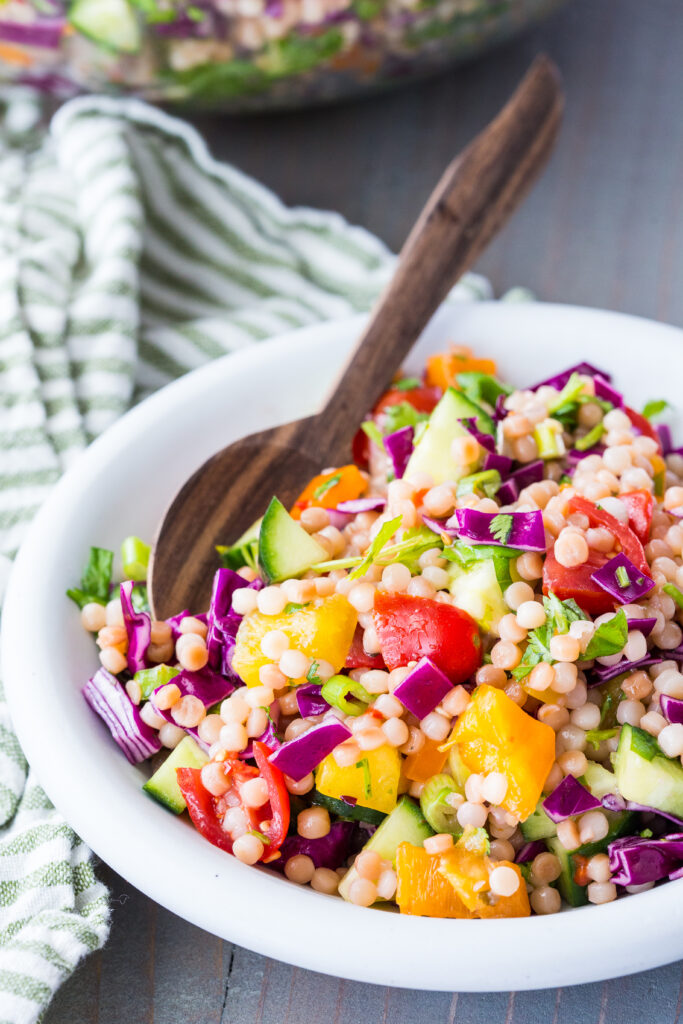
[70,341,683,920]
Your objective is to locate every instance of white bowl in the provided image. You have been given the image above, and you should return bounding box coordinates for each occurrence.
[4,301,683,992]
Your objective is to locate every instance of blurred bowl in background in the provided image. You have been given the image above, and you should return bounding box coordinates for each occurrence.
[1,0,566,112]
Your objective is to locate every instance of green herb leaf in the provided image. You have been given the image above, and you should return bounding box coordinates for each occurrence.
[642,399,670,420]
[575,421,606,451]
[284,602,309,614]
[585,727,618,751]
[306,661,322,685]
[489,513,513,545]
[313,473,342,500]
[81,546,114,601]
[349,515,402,581]
[131,583,150,614]
[663,583,683,610]
[393,377,422,392]
[512,624,554,680]
[584,609,628,660]
[455,371,512,407]
[382,401,430,437]
[361,421,384,448]
[543,591,588,635]
[640,828,654,839]
[247,829,271,845]
[356,757,372,798]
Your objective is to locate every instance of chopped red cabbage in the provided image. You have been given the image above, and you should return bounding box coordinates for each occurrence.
[206,568,262,680]
[529,362,611,392]
[660,694,683,726]
[516,840,547,864]
[594,375,623,408]
[296,683,329,718]
[325,509,353,530]
[449,508,546,551]
[241,705,282,760]
[495,480,519,506]
[602,792,683,826]
[627,617,656,637]
[494,394,507,421]
[0,18,64,48]
[165,608,191,641]
[83,668,161,764]
[273,821,355,871]
[421,514,458,539]
[567,447,605,465]
[268,719,351,780]
[542,775,601,822]
[588,655,662,685]
[590,552,655,604]
[150,666,235,751]
[483,451,513,476]
[507,460,545,491]
[459,418,496,450]
[383,425,414,479]
[392,656,453,719]
[657,424,673,456]
[120,580,151,674]
[336,497,386,514]
[609,832,683,886]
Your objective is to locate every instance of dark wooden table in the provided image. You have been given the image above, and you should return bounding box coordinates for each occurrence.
[47,0,683,1019]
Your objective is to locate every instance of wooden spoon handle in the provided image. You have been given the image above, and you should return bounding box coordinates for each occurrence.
[314,55,563,458]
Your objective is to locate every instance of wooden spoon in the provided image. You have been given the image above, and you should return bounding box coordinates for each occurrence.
[149,55,563,619]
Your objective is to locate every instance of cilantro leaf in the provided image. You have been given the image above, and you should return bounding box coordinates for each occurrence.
[284,602,309,614]
[348,515,402,581]
[455,371,511,407]
[489,513,513,545]
[313,473,342,500]
[361,421,384,448]
[642,399,670,420]
[306,661,322,685]
[584,609,628,660]
[543,592,588,634]
[67,546,114,609]
[382,401,430,436]
[393,377,422,391]
[512,623,554,680]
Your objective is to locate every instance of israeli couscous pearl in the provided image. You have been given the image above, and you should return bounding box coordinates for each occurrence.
[489,865,520,897]
[233,833,264,865]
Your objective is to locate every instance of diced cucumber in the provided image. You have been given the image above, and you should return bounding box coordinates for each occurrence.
[405,388,489,485]
[338,796,433,902]
[311,790,386,826]
[420,774,463,837]
[258,497,328,584]
[614,723,683,819]
[547,837,587,907]
[143,736,208,814]
[217,516,262,571]
[581,761,619,800]
[69,0,141,53]
[447,558,507,633]
[520,801,557,842]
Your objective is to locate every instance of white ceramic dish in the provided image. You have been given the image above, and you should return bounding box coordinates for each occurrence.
[4,301,683,992]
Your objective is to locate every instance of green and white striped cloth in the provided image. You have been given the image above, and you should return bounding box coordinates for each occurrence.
[0,88,500,1022]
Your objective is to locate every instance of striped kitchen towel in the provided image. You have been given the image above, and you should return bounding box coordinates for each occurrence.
[0,88,497,1023]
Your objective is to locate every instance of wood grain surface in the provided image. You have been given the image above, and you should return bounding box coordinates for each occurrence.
[46,0,683,1020]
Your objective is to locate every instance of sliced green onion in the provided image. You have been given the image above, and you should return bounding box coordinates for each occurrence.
[313,473,342,500]
[321,675,371,716]
[615,565,630,589]
[533,421,566,459]
[575,421,606,451]
[455,469,501,499]
[547,372,585,413]
[663,583,683,610]
[361,421,384,448]
[134,664,180,700]
[121,536,151,582]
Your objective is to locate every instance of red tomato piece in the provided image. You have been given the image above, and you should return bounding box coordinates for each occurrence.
[344,624,387,670]
[177,744,290,860]
[620,490,654,546]
[625,406,662,453]
[542,495,650,615]
[372,593,482,685]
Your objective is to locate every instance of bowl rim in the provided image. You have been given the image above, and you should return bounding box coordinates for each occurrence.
[4,300,683,993]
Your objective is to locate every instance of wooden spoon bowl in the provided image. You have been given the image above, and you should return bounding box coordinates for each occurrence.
[149,56,564,619]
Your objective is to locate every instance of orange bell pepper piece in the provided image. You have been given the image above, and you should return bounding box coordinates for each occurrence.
[438,848,530,919]
[425,346,497,391]
[403,737,448,783]
[453,685,555,822]
[0,42,34,66]
[395,843,473,918]
[291,465,367,519]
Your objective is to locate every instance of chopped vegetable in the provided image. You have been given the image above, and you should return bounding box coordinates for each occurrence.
[542,775,602,822]
[590,554,655,605]
[392,656,453,720]
[83,668,161,764]
[450,508,546,552]
[269,719,351,781]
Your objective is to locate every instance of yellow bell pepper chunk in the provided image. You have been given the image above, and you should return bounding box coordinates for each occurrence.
[231,594,357,688]
[395,843,473,918]
[438,848,530,918]
[316,743,400,814]
[453,684,555,821]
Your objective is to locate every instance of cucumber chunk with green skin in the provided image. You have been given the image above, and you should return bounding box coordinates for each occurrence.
[258,497,328,584]
[614,723,683,818]
[404,388,489,486]
[580,761,619,800]
[547,810,634,907]
[311,790,386,826]
[69,0,141,53]
[447,559,507,633]
[420,774,463,837]
[338,796,433,902]
[520,802,557,842]
[143,736,208,814]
